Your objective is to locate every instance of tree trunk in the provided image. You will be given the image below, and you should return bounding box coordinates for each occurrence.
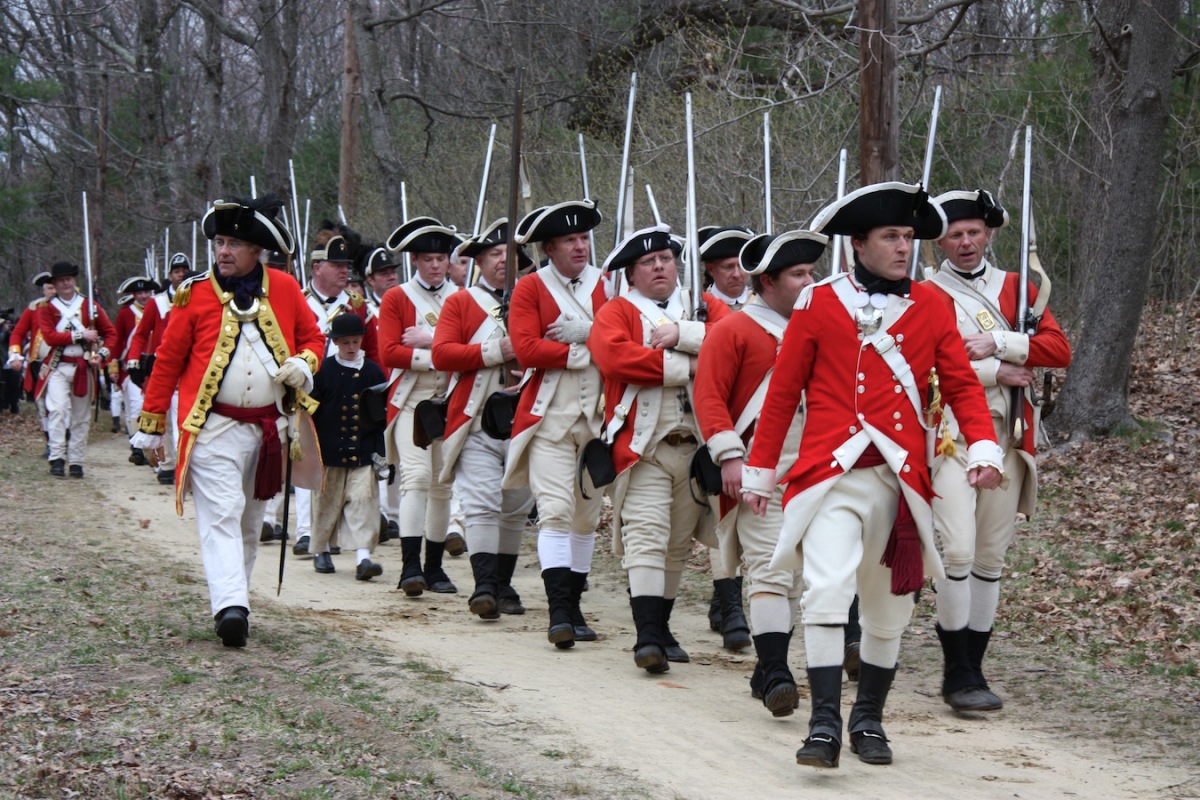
[1051,0,1181,439]
[349,0,404,216]
[257,0,300,196]
[858,0,899,185]
[339,5,362,221]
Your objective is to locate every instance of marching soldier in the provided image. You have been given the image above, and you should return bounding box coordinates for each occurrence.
[432,219,535,619]
[363,247,401,317]
[36,260,118,478]
[125,254,193,486]
[696,224,756,648]
[694,230,825,711]
[504,199,606,650]
[131,195,324,648]
[741,183,1004,767]
[589,224,731,673]
[6,272,54,441]
[927,189,1071,711]
[378,216,463,596]
[115,276,160,467]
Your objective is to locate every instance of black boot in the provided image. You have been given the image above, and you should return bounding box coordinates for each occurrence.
[629,595,668,674]
[795,666,843,768]
[542,567,575,648]
[423,539,457,593]
[468,552,500,619]
[497,553,525,615]
[753,632,797,717]
[129,445,147,466]
[937,625,1001,711]
[715,577,751,651]
[569,571,597,641]
[661,597,689,662]
[965,628,1003,710]
[707,581,723,632]
[398,537,427,596]
[848,662,897,765]
[844,594,862,681]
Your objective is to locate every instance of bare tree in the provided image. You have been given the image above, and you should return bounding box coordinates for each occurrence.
[1052,0,1183,438]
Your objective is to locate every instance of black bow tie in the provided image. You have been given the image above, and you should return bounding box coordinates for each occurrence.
[853,262,910,296]
[419,282,443,293]
[656,300,669,310]
[952,266,986,281]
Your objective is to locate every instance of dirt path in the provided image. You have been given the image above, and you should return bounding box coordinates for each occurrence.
[91,435,1196,800]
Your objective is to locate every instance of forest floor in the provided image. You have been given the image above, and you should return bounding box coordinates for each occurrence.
[1,303,1197,800]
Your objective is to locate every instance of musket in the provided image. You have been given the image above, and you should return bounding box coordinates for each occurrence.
[614,73,638,249]
[82,191,100,422]
[831,148,849,274]
[763,111,773,235]
[579,133,598,268]
[684,93,704,322]
[474,124,497,236]
[1011,125,1036,447]
[250,175,257,199]
[302,199,311,268]
[909,85,942,280]
[645,184,663,226]
[191,221,197,274]
[501,68,524,387]
[611,73,638,297]
[398,185,412,283]
[163,228,170,284]
[288,159,303,255]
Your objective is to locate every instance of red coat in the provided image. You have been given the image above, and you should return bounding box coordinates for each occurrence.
[746,278,996,507]
[35,295,118,397]
[140,268,325,508]
[507,268,608,440]
[7,300,47,393]
[693,307,783,518]
[589,292,730,474]
[114,303,146,383]
[303,289,380,367]
[929,270,1071,454]
[431,287,507,444]
[127,293,172,365]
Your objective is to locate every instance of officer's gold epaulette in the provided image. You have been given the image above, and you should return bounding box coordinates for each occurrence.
[173,272,208,308]
[348,291,364,310]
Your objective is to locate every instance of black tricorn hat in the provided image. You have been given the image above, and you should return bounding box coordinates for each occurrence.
[810,182,947,240]
[50,261,80,279]
[386,216,462,255]
[169,252,191,271]
[602,224,682,272]
[364,247,398,276]
[740,230,829,276]
[118,276,161,294]
[329,312,366,339]
[31,271,52,287]
[202,194,296,254]
[515,200,602,245]
[932,189,1009,229]
[264,249,290,267]
[699,226,755,262]
[312,234,354,263]
[458,218,535,269]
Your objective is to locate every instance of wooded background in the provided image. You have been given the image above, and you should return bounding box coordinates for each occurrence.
[0,0,1194,436]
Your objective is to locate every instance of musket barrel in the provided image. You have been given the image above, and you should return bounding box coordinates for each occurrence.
[910,85,942,279]
[614,73,638,248]
[831,149,848,274]
[474,124,497,235]
[763,111,773,235]
[685,93,701,319]
[579,133,598,267]
[645,184,662,226]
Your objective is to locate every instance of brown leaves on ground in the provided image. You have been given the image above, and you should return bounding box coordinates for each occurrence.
[1005,302,1200,694]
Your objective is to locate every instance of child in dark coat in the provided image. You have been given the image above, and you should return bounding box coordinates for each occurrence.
[309,313,388,580]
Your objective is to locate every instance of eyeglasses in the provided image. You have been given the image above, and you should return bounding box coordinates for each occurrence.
[633,252,677,270]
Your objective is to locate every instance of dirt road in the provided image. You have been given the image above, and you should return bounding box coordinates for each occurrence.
[91,435,1196,800]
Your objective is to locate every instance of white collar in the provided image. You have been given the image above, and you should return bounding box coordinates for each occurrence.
[335,353,365,369]
[710,285,750,306]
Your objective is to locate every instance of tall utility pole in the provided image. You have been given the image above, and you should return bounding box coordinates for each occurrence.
[858,0,899,185]
[339,5,362,219]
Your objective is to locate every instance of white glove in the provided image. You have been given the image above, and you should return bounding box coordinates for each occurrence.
[274,356,312,390]
[550,314,591,344]
[130,431,163,451]
[6,354,23,370]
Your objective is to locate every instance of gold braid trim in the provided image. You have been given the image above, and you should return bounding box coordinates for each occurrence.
[925,368,957,458]
[182,303,240,436]
[173,274,205,308]
[137,410,167,435]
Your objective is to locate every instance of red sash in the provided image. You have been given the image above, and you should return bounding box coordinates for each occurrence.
[211,402,283,500]
[854,443,923,596]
